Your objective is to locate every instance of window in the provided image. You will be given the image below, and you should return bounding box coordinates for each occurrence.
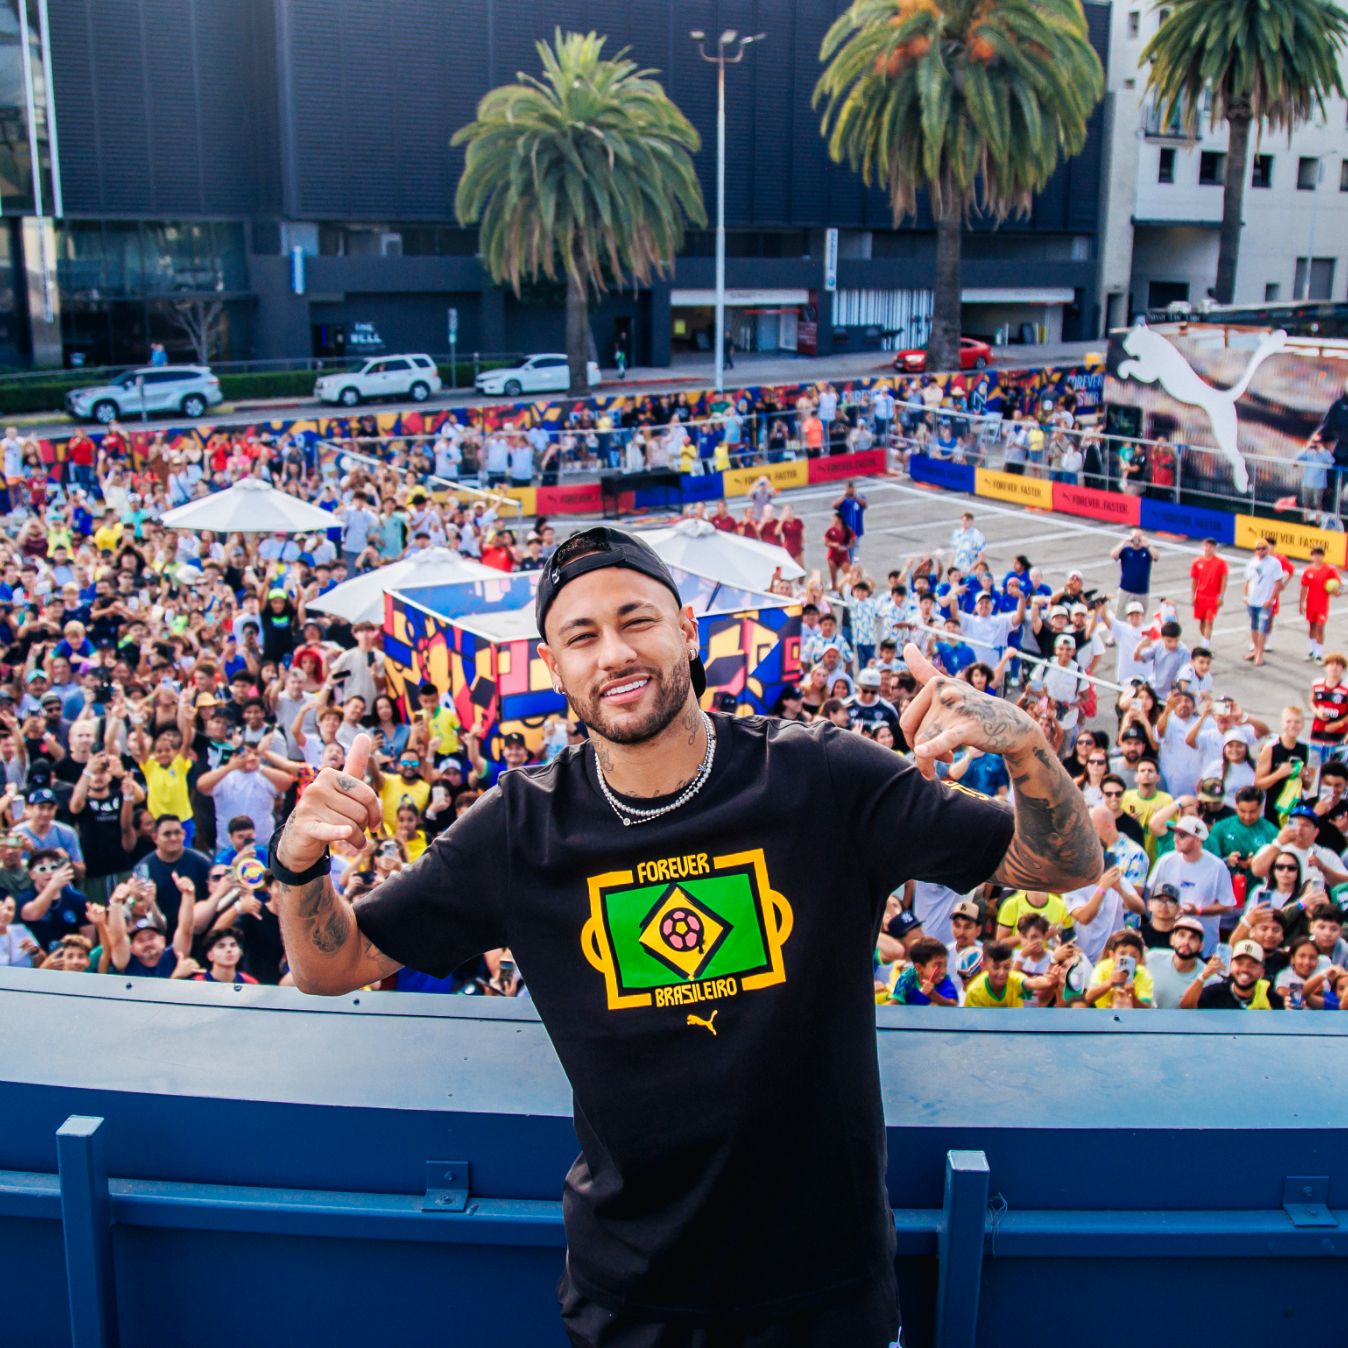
[1251,155,1273,189]
[1158,148,1176,184]
[1298,157,1320,190]
[1264,283,1281,302]
[1294,257,1336,300]
[1341,160,1348,192]
[1199,151,1226,185]
[1127,10,1140,36]
[1158,7,1170,22]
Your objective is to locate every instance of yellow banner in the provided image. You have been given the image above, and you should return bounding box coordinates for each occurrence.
[1235,514,1347,566]
[975,468,1054,510]
[722,459,810,497]
[499,485,537,516]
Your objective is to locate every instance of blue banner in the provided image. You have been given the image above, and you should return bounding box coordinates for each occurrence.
[1140,498,1235,545]
[909,454,975,495]
[679,472,725,504]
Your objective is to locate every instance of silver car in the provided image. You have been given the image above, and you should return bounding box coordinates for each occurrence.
[65,366,224,424]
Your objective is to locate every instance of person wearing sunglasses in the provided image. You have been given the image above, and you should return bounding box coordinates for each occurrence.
[15,848,87,952]
[1074,747,1111,807]
[368,748,431,835]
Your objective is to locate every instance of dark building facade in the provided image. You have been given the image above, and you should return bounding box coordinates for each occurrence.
[4,0,1111,370]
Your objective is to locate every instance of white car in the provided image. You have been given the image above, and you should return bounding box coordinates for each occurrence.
[475,354,601,397]
[313,354,442,407]
[65,366,223,424]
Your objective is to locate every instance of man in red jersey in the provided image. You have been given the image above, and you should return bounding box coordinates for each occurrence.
[1300,546,1341,664]
[1189,538,1229,642]
[1310,651,1348,773]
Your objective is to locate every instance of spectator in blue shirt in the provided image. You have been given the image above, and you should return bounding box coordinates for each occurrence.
[16,849,89,953]
[934,617,976,677]
[1111,530,1156,610]
[832,482,867,559]
[17,789,84,881]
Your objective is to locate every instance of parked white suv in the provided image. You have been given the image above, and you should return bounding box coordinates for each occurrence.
[65,366,223,424]
[314,354,442,407]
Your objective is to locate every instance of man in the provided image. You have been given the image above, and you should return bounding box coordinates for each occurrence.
[1147,915,1208,1009]
[194,744,292,849]
[17,850,88,952]
[962,588,1025,666]
[833,481,867,560]
[1156,685,1204,799]
[1138,882,1182,950]
[845,669,900,737]
[1182,939,1284,1009]
[1309,650,1348,770]
[369,748,432,834]
[1095,799,1150,891]
[267,526,1098,1347]
[1189,538,1229,642]
[1300,547,1341,664]
[1243,537,1286,667]
[191,926,260,985]
[130,815,212,933]
[17,788,85,882]
[1207,786,1278,894]
[946,897,984,991]
[1147,815,1235,956]
[1101,601,1152,684]
[68,750,143,903]
[329,622,385,708]
[106,874,197,979]
[949,512,986,573]
[1120,759,1174,859]
[1111,531,1155,612]
[1310,759,1348,851]
[1066,862,1143,964]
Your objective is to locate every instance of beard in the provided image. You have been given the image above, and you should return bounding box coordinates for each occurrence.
[569,656,692,747]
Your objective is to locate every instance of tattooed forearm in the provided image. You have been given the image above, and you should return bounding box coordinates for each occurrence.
[362,935,402,979]
[289,876,351,954]
[996,744,1102,892]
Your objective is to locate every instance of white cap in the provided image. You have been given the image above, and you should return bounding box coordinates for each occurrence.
[1070,603,1089,616]
[1050,605,1069,619]
[1174,816,1210,841]
[1067,569,1084,581]
[1125,601,1145,615]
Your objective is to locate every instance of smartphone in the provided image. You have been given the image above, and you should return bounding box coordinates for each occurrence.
[1117,954,1137,979]
[1213,700,1231,717]
[498,957,516,985]
[1285,979,1305,1010]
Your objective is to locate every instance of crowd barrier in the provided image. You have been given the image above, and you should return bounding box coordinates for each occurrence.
[909,453,1348,566]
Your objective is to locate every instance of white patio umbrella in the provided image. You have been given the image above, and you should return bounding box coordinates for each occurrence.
[160,478,338,535]
[306,547,500,625]
[636,518,805,592]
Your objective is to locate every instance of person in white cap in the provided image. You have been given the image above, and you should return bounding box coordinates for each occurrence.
[1145,814,1235,956]
[1097,598,1152,683]
[1180,938,1284,1009]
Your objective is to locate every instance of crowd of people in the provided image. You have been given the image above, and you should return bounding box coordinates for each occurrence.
[0,400,1346,1014]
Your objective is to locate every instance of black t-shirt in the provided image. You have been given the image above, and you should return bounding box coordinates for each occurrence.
[71,788,134,878]
[132,848,212,930]
[1197,977,1284,1009]
[1264,739,1309,823]
[354,715,1014,1318]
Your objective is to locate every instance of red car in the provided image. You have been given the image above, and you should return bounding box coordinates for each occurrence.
[892,336,994,373]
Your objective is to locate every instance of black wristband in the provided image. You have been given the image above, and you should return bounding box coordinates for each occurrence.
[266,838,331,886]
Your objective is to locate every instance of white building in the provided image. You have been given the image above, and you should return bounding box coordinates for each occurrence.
[1097,2,1348,329]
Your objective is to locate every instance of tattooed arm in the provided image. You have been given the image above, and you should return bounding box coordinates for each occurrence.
[273,732,402,995]
[901,644,1102,894]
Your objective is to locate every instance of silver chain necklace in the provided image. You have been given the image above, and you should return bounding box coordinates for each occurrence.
[594,712,716,826]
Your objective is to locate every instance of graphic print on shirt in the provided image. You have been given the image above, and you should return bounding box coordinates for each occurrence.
[581,848,793,1011]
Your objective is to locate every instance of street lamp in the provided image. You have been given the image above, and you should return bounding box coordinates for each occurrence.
[690,30,764,394]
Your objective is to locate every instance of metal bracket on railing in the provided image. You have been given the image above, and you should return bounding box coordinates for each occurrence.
[1283,1176,1335,1228]
[423,1160,470,1213]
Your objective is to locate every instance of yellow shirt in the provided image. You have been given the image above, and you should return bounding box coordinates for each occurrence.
[1089,958,1155,1006]
[93,523,124,552]
[401,831,427,862]
[996,891,1073,935]
[964,971,1030,1008]
[712,441,731,473]
[141,755,193,820]
[379,775,431,834]
[678,440,698,474]
[1120,789,1174,858]
[426,706,462,756]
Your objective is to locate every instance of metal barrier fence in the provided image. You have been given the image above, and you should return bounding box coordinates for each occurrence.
[885,396,1344,528]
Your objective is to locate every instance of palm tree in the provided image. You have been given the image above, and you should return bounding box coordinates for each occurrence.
[1142,0,1348,305]
[453,30,706,395]
[815,0,1104,373]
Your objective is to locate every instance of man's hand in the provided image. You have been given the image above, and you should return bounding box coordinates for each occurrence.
[900,644,1034,778]
[274,732,380,871]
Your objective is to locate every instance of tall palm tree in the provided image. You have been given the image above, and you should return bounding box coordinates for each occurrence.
[454,30,705,395]
[1142,0,1348,305]
[815,0,1104,373]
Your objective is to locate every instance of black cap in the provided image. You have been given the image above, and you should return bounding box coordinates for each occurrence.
[535,527,706,697]
[502,732,527,749]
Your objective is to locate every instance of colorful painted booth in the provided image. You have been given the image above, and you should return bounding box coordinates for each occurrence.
[382,570,802,763]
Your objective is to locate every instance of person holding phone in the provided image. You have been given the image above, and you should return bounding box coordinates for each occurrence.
[1084,930,1154,1008]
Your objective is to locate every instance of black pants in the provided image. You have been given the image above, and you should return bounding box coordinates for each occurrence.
[560,1266,900,1348]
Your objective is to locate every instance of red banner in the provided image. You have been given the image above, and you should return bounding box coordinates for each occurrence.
[806,449,887,484]
[1052,482,1141,526]
[536,482,603,514]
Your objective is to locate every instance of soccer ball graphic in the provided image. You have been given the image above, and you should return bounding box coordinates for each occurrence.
[661,908,704,952]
